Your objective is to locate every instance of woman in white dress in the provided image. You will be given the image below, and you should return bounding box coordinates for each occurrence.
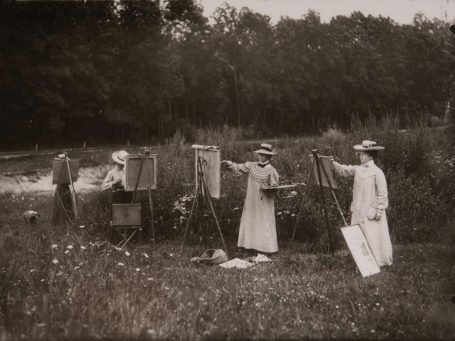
[221,143,279,253]
[332,140,393,267]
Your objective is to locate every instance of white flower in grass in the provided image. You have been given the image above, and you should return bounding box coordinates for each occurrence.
[147,277,153,281]
[51,244,58,249]
[56,272,63,277]
[233,207,239,211]
[67,245,73,250]
[74,266,80,270]
[64,250,70,254]
[52,259,59,264]
[277,212,282,216]
[80,246,86,250]
[30,269,35,273]
[79,225,85,229]
[125,251,131,257]
[143,253,149,259]
[118,262,125,267]
[135,268,140,272]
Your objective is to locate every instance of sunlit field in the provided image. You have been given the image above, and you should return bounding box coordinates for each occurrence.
[1,123,454,340]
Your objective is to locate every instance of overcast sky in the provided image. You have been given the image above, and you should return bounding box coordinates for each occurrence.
[199,0,455,24]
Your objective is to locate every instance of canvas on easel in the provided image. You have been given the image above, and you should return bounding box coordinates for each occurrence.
[124,154,157,191]
[340,225,381,277]
[192,145,220,199]
[52,160,79,184]
[309,154,337,189]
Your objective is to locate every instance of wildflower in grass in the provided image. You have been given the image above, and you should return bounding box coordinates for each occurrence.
[233,207,239,211]
[30,269,35,273]
[74,266,80,270]
[125,251,130,257]
[67,245,73,249]
[80,246,86,250]
[135,268,140,272]
[143,253,149,258]
[56,272,63,276]
[51,244,58,249]
[79,225,85,229]
[118,262,124,267]
[147,277,153,281]
[52,259,59,264]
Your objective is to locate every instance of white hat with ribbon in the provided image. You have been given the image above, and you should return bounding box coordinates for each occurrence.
[353,140,385,151]
[254,143,277,156]
[112,150,128,165]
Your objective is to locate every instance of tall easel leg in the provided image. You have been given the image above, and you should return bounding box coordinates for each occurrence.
[292,158,315,241]
[312,150,334,255]
[179,186,198,257]
[201,173,229,259]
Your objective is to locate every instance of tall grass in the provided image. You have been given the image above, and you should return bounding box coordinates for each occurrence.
[1,123,454,339]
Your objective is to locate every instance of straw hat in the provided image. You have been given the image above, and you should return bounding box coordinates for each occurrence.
[255,143,277,156]
[112,150,128,165]
[353,140,385,151]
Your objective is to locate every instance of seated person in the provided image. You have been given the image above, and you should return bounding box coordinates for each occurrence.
[102,150,133,204]
[102,150,128,191]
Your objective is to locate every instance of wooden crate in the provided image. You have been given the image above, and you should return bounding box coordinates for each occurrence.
[112,203,142,228]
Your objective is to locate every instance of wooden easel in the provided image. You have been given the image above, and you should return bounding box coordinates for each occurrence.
[291,150,347,254]
[112,149,156,250]
[180,154,228,258]
[49,154,79,226]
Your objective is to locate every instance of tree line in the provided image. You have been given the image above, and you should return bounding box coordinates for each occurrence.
[0,0,454,149]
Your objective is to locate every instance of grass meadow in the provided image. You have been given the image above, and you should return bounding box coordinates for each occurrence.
[1,121,454,340]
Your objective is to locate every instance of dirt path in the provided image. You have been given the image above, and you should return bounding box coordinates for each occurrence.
[0,165,110,193]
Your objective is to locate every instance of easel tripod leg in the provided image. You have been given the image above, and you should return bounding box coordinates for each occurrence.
[202,178,229,259]
[292,159,315,241]
[179,188,198,257]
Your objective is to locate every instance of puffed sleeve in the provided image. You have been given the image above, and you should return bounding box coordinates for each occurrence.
[101,170,113,191]
[375,170,389,210]
[269,169,279,187]
[332,161,356,177]
[226,161,251,176]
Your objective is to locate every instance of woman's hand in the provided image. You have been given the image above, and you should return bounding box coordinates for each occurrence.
[221,160,232,168]
[375,209,384,221]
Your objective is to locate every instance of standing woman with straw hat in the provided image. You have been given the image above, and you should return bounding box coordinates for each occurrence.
[332,140,393,267]
[221,143,279,254]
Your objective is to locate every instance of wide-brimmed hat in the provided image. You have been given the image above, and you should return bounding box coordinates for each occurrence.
[353,140,385,151]
[112,150,128,165]
[255,143,277,156]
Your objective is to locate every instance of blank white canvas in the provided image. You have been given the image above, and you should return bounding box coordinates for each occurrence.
[341,225,381,277]
[192,145,221,199]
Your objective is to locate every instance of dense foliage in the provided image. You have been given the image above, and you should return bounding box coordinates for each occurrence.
[1,0,454,149]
